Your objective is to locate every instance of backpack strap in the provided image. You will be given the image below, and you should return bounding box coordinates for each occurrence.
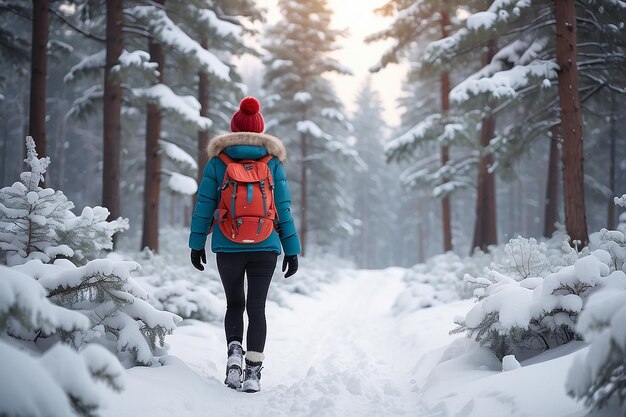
[218,152,235,165]
[259,155,273,164]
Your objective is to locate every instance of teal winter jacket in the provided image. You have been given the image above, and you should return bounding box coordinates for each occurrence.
[189,132,301,256]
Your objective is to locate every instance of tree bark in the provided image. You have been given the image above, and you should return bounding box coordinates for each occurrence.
[300,130,308,257]
[555,0,588,247]
[141,9,164,252]
[607,93,616,229]
[439,8,453,252]
[471,39,498,253]
[102,0,123,230]
[544,125,560,237]
[29,0,49,158]
[196,37,210,203]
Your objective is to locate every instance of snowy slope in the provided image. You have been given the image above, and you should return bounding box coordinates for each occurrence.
[101,267,596,417]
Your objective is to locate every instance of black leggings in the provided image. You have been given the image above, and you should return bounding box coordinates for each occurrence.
[216,251,277,353]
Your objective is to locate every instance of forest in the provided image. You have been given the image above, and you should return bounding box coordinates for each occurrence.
[0,1,625,417]
[0,1,624,265]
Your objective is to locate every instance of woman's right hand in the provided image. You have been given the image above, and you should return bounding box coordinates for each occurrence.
[282,254,298,278]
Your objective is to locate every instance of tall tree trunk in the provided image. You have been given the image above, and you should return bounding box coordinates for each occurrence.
[471,39,498,253]
[29,0,49,157]
[196,37,210,204]
[544,125,560,237]
[440,9,453,252]
[300,131,308,257]
[555,0,588,247]
[141,10,164,252]
[102,0,123,232]
[607,93,616,229]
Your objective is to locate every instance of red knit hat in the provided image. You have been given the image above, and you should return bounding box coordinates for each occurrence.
[230,97,265,133]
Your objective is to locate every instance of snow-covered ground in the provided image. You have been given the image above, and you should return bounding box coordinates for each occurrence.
[100,267,600,417]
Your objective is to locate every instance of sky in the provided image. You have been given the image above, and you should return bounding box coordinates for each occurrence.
[238,0,409,131]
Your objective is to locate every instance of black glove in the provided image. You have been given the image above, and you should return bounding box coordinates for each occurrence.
[282,254,298,278]
[191,249,206,271]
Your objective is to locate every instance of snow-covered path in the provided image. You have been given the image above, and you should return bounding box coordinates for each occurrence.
[103,268,469,417]
[102,267,593,417]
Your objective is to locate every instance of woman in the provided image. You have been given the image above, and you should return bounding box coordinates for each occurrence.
[189,97,300,393]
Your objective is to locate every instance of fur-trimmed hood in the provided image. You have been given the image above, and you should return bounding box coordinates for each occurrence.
[207,132,287,162]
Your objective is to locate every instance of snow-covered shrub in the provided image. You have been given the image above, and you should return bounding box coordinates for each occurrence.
[269,252,352,306]
[13,259,182,366]
[0,339,125,417]
[393,249,499,314]
[453,242,623,360]
[566,285,626,413]
[493,237,551,279]
[120,227,226,322]
[0,137,128,266]
[122,228,349,316]
[0,266,125,417]
[565,209,626,413]
[394,253,470,312]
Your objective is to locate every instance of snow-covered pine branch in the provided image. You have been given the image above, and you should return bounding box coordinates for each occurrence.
[65,85,103,120]
[0,265,89,337]
[165,172,197,196]
[64,49,158,84]
[0,339,125,417]
[566,287,626,412]
[0,138,128,266]
[16,258,182,366]
[400,152,478,198]
[132,84,212,130]
[0,265,126,417]
[127,5,230,80]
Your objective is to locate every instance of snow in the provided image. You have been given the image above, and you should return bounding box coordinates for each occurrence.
[167,172,198,195]
[270,59,292,70]
[196,8,242,38]
[0,339,78,417]
[64,49,157,83]
[293,91,312,103]
[467,11,498,30]
[451,61,558,103]
[0,265,90,334]
[3,220,623,416]
[86,264,596,417]
[502,354,521,371]
[296,120,331,140]
[133,84,212,130]
[129,5,230,81]
[160,141,198,170]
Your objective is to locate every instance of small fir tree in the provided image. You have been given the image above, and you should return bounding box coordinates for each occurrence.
[0,137,128,266]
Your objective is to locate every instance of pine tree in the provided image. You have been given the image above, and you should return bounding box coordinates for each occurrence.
[262,0,360,256]
[0,137,128,266]
[29,0,49,158]
[426,0,625,246]
[102,0,124,231]
[367,0,483,253]
[166,0,262,217]
[555,0,588,247]
[348,79,388,268]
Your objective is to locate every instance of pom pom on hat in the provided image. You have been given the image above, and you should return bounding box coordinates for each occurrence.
[231,97,265,133]
[239,97,260,115]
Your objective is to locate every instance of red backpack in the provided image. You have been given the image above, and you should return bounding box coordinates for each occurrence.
[213,152,277,244]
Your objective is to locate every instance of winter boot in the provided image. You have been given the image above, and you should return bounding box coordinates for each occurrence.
[242,351,264,393]
[224,341,244,389]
